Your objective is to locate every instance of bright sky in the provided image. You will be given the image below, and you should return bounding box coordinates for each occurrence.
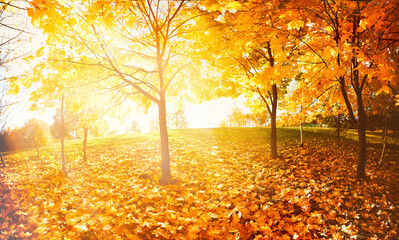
[9,95,243,133]
[9,97,55,128]
[110,97,244,133]
[186,97,242,128]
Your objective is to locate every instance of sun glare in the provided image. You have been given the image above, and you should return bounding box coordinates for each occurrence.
[186,97,244,128]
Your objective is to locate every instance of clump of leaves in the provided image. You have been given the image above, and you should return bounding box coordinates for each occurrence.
[1,128,398,239]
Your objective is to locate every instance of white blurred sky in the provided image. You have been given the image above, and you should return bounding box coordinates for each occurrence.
[10,96,246,132]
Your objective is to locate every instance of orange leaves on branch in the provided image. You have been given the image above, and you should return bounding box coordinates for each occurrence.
[27,0,68,34]
[287,19,305,30]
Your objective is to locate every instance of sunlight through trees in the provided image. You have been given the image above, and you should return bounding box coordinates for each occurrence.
[0,0,398,239]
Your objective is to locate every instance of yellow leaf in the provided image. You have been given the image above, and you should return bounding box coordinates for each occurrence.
[7,78,20,95]
[376,85,390,95]
[43,23,57,33]
[288,20,304,30]
[23,55,34,61]
[36,47,45,58]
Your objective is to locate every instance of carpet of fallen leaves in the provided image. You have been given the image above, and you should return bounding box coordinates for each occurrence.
[0,128,398,239]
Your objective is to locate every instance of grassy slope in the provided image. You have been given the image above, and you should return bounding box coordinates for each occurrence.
[40,126,398,155]
[1,127,398,239]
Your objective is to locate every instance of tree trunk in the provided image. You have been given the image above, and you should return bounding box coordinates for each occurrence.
[356,95,367,178]
[270,84,278,158]
[158,92,171,185]
[379,113,388,164]
[337,121,341,144]
[83,123,88,163]
[270,113,277,158]
[300,120,304,147]
[353,3,367,179]
[61,95,67,175]
[299,105,304,147]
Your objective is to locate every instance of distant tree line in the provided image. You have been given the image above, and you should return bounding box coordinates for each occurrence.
[311,111,399,133]
[0,119,51,152]
[0,105,109,152]
[149,107,189,132]
[220,107,268,128]
[0,106,188,152]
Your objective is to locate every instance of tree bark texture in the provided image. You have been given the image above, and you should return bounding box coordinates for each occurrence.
[355,88,367,178]
[158,92,171,184]
[270,84,278,159]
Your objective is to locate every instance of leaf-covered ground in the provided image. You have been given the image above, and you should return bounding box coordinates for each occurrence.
[1,128,398,239]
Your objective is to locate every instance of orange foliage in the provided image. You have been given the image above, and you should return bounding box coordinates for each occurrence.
[1,129,398,239]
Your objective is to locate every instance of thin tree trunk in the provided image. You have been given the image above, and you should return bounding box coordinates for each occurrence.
[342,83,367,178]
[356,93,367,178]
[270,113,277,158]
[300,105,304,147]
[353,3,367,179]
[337,121,341,144]
[61,95,67,175]
[300,120,304,147]
[270,84,278,159]
[83,123,88,163]
[379,113,388,164]
[158,92,171,185]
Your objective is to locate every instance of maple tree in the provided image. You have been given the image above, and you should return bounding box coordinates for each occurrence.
[59,91,111,164]
[281,0,399,178]
[198,0,297,158]
[23,0,209,184]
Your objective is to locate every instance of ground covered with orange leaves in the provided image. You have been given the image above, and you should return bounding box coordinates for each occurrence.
[1,128,398,239]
